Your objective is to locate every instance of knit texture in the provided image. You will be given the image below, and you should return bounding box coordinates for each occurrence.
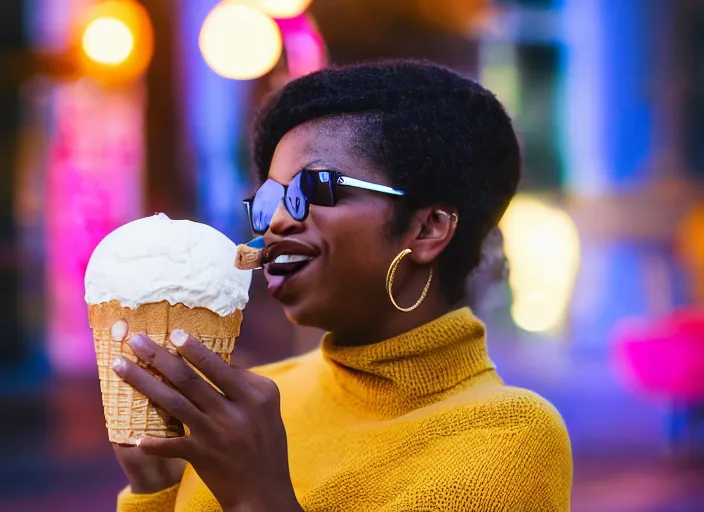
[117,308,572,511]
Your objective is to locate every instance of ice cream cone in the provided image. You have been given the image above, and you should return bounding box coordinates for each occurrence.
[85,214,252,445]
[89,300,243,445]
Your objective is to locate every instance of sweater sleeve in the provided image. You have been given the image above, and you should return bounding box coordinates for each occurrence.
[116,483,180,512]
[476,400,573,512]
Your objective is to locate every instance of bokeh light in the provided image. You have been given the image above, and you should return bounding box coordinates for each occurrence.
[251,0,313,19]
[199,2,283,80]
[75,0,154,85]
[82,17,134,65]
[500,196,581,333]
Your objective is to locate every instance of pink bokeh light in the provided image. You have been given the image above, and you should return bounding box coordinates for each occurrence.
[276,14,327,79]
[45,80,145,374]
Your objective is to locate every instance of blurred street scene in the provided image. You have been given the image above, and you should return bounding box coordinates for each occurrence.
[2,0,704,510]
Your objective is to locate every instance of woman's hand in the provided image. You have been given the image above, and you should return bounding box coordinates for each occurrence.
[111,329,302,512]
[113,444,185,494]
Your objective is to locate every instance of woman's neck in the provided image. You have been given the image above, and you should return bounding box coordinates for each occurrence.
[333,297,455,347]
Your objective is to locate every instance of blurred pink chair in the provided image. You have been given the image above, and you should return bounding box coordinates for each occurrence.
[612,309,704,447]
[613,309,704,403]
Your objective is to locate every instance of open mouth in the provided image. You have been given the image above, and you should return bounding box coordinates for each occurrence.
[262,239,320,289]
[266,254,315,276]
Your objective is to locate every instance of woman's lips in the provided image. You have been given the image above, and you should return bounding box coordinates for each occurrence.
[261,239,319,265]
[264,257,316,297]
[262,239,320,297]
[266,257,312,276]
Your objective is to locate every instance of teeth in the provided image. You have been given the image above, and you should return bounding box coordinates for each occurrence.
[273,254,313,264]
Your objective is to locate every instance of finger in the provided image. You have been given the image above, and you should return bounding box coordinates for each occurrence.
[169,329,260,400]
[137,435,193,460]
[112,356,208,431]
[129,333,226,414]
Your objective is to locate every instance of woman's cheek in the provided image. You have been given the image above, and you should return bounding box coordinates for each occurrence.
[310,200,396,271]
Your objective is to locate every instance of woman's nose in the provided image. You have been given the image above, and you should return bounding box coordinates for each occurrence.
[268,200,305,236]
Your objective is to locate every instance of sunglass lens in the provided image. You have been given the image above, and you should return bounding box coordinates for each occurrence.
[251,180,284,233]
[300,169,335,207]
[285,172,308,221]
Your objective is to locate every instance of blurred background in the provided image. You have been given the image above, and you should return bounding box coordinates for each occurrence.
[1,0,704,510]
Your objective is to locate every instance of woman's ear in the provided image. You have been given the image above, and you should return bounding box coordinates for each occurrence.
[408,207,459,265]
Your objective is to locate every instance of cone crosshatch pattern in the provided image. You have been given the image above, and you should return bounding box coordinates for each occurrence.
[88,300,243,445]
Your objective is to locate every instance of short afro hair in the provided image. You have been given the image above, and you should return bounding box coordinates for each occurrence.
[252,59,520,304]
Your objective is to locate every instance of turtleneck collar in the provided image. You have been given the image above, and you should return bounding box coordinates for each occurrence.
[321,308,495,418]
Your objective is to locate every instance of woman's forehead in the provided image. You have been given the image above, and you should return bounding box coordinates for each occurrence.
[268,120,379,183]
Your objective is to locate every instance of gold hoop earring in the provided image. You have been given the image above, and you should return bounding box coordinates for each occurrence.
[385,248,433,313]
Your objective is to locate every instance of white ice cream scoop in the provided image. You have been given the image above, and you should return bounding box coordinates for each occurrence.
[84,213,252,316]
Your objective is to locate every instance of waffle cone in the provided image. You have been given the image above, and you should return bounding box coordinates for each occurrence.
[88,300,243,445]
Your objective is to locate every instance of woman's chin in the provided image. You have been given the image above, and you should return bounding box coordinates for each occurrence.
[281,305,305,326]
[279,297,315,326]
[280,299,334,331]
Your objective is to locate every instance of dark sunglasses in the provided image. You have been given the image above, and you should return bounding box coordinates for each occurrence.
[243,168,405,235]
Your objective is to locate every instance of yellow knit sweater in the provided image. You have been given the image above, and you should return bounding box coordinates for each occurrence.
[117,308,572,511]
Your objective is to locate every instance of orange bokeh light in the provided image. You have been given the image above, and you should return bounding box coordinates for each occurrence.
[75,0,154,85]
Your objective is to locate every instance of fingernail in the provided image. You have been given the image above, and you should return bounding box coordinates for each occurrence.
[112,357,124,373]
[169,329,188,347]
[111,320,128,341]
[135,437,142,447]
[129,333,147,349]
